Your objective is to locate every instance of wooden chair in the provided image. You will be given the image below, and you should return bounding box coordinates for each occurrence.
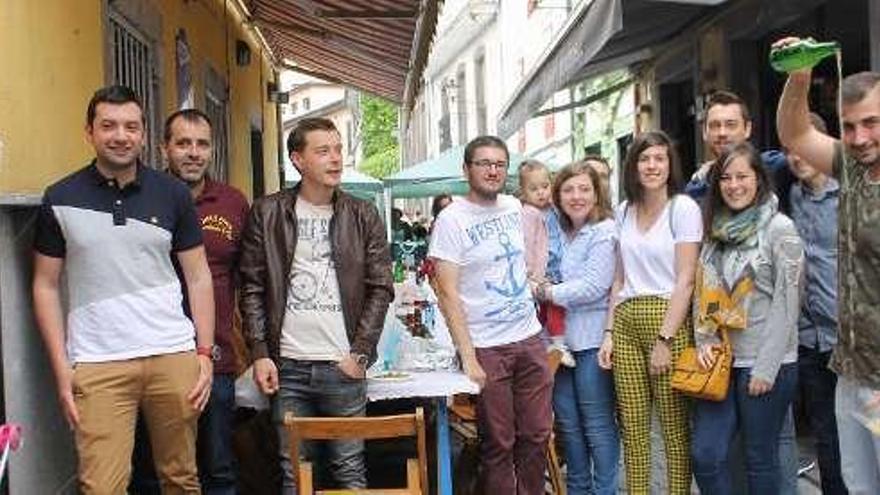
[448,349,567,495]
[283,408,429,495]
[545,349,566,495]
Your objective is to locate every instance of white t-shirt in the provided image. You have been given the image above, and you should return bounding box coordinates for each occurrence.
[279,198,349,361]
[428,195,541,348]
[617,194,703,301]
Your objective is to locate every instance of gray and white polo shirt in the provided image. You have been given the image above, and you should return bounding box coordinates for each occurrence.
[35,162,203,364]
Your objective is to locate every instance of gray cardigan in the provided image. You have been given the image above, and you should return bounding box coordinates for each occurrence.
[695,213,804,385]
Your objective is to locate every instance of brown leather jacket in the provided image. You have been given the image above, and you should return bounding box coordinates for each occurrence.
[238,185,393,365]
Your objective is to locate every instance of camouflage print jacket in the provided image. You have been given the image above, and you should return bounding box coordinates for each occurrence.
[829,143,880,388]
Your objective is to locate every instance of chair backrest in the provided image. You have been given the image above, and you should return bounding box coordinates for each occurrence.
[547,347,563,375]
[284,407,428,494]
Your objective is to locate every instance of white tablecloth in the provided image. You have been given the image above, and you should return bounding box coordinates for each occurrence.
[367,370,480,402]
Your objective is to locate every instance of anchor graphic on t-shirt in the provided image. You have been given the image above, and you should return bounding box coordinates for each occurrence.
[484,232,527,298]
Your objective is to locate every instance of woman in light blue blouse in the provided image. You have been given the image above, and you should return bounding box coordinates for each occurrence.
[534,161,619,494]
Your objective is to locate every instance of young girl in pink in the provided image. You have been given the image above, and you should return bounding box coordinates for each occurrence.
[520,160,575,367]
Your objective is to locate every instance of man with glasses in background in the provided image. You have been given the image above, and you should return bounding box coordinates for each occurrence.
[430,135,552,494]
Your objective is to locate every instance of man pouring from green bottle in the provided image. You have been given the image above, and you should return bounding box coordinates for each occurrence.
[775,35,880,493]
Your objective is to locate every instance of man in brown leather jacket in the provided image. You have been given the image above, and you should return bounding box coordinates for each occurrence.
[238,117,393,493]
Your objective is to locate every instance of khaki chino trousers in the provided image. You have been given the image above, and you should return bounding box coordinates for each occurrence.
[73,351,201,495]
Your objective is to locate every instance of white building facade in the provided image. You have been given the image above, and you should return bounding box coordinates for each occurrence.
[402,0,617,185]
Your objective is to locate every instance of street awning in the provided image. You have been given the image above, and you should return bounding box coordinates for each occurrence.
[496,0,716,138]
[247,0,440,108]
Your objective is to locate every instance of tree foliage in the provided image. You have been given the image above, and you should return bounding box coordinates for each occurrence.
[359,147,399,180]
[359,94,399,179]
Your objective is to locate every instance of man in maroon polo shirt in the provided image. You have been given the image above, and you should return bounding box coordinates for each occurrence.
[131,108,249,494]
[167,108,249,494]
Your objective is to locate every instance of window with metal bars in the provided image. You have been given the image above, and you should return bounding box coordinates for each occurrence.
[205,91,229,182]
[108,13,160,168]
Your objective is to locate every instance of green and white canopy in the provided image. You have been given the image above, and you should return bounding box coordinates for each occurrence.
[384,145,557,199]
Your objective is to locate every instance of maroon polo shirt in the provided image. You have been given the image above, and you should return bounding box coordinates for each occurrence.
[195,178,250,374]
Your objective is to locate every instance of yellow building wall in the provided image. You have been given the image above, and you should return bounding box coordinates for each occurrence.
[0,0,280,199]
[154,0,280,199]
[0,0,105,197]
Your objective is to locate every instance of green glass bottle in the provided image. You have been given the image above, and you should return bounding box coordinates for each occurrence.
[769,38,840,73]
[393,260,405,283]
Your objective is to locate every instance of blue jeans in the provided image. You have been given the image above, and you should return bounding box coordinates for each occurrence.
[553,349,620,495]
[552,349,619,495]
[799,347,848,494]
[777,407,799,495]
[692,363,798,495]
[129,374,237,495]
[197,374,237,494]
[723,407,798,494]
[274,359,367,494]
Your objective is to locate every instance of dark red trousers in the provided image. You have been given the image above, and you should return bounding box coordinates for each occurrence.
[475,333,553,494]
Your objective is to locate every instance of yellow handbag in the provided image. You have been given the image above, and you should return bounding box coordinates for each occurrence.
[670,328,732,402]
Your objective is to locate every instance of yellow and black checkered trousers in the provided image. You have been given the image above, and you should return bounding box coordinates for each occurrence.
[612,296,692,495]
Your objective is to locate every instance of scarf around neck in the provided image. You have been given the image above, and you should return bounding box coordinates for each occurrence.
[695,196,778,336]
[710,195,777,247]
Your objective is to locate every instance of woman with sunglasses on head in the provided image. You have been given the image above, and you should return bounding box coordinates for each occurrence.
[690,141,803,494]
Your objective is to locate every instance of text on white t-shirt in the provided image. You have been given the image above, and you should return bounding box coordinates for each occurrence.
[428,195,541,348]
[279,198,349,360]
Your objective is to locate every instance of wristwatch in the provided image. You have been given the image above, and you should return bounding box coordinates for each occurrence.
[657,334,675,347]
[352,353,369,368]
[196,344,221,361]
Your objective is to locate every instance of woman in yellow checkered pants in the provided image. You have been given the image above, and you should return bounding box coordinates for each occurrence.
[598,131,702,494]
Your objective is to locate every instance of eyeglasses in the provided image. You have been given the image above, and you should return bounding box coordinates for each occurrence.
[469,159,508,171]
